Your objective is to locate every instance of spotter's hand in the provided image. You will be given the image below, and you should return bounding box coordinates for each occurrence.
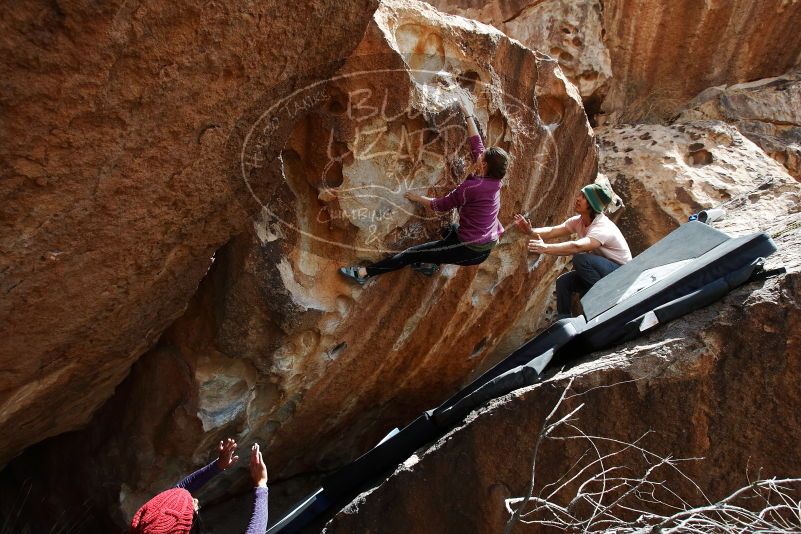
[250,443,269,488]
[527,235,548,254]
[514,214,533,235]
[217,438,240,470]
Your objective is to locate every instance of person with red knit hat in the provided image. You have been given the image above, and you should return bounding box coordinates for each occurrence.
[131,438,269,534]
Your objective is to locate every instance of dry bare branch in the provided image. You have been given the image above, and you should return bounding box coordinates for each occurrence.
[503,381,801,533]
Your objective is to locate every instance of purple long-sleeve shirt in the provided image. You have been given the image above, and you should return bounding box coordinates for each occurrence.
[176,459,221,493]
[430,135,504,246]
[177,460,269,534]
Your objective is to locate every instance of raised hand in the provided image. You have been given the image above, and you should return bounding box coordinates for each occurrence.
[217,438,240,470]
[250,443,268,488]
[527,234,548,254]
[514,213,533,235]
[456,93,473,117]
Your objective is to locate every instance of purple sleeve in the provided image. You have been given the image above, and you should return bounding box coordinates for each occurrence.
[430,181,468,212]
[244,487,269,534]
[469,134,485,162]
[175,460,221,493]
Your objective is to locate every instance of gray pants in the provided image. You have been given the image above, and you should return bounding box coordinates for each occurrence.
[556,253,621,317]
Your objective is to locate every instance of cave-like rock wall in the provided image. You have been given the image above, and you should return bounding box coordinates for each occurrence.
[0,0,379,467]
[0,0,597,530]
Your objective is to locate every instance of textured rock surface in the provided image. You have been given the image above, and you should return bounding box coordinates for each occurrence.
[6,0,799,532]
[678,69,801,179]
[425,0,612,104]
[325,173,801,533]
[0,0,379,466]
[426,0,801,121]
[600,0,801,120]
[598,121,799,256]
[0,0,596,530]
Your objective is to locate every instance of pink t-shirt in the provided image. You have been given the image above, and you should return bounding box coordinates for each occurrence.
[564,213,632,265]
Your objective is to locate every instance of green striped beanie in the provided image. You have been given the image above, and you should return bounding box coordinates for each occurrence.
[581,183,613,214]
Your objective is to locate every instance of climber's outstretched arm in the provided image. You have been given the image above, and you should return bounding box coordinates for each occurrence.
[405,191,434,209]
[176,438,240,492]
[529,235,599,256]
[457,96,483,160]
[464,111,479,139]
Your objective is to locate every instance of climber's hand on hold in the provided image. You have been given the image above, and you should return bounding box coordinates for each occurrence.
[404,191,422,204]
[217,438,240,470]
[250,443,268,488]
[405,190,433,209]
[456,94,472,117]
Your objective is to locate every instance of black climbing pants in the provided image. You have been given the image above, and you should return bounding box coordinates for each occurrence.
[365,226,492,277]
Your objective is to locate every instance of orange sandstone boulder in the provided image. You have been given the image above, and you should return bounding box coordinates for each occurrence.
[425,0,801,122]
[678,69,801,179]
[0,0,380,466]
[598,121,799,255]
[324,135,801,533]
[0,0,596,529]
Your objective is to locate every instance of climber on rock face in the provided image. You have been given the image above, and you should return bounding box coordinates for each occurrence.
[339,96,510,285]
[515,183,632,319]
[130,439,269,534]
